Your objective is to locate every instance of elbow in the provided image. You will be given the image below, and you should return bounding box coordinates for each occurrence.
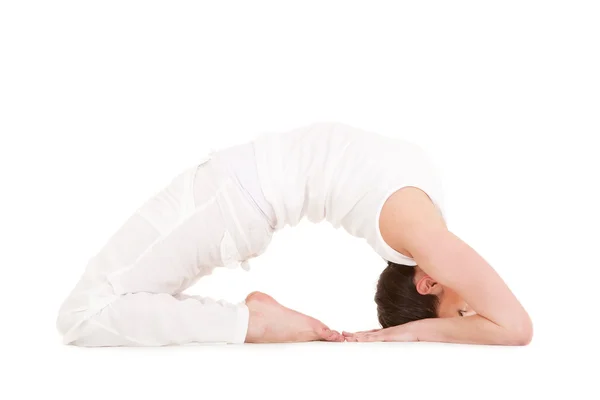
[517,323,534,346]
[506,316,533,346]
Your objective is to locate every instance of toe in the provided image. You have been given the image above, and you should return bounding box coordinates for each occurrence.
[319,327,343,342]
[322,328,335,341]
[245,291,277,305]
[329,330,344,342]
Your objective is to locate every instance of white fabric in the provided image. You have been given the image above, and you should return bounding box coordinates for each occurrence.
[56,122,445,346]
[252,122,446,265]
[56,156,273,346]
[211,142,276,227]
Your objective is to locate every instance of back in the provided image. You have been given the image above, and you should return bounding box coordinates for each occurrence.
[253,122,446,264]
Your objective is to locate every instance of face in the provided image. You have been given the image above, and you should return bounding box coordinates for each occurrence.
[413,266,475,318]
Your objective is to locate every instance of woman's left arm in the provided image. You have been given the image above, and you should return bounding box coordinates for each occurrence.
[412,229,533,345]
[347,187,533,345]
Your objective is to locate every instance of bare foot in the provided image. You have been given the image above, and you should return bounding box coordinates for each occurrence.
[244,291,344,343]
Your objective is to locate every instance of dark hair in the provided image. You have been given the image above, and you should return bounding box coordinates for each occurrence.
[375,261,439,328]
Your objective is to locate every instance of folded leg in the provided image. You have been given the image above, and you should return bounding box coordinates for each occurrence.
[64,292,249,346]
[56,159,273,346]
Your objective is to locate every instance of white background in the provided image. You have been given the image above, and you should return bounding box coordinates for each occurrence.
[1,1,599,399]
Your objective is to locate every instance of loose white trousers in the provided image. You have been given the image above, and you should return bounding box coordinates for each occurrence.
[56,157,274,346]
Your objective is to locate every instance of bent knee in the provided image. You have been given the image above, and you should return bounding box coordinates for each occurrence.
[56,307,115,346]
[56,303,89,344]
[56,293,118,345]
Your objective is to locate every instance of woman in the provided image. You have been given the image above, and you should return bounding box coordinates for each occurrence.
[56,122,532,346]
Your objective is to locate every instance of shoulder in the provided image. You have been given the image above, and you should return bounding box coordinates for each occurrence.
[379,186,447,258]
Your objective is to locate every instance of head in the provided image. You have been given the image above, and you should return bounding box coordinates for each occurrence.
[375,261,473,328]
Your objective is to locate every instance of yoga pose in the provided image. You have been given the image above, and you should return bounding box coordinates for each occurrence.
[56,122,532,346]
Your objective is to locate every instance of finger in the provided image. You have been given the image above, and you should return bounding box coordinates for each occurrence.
[355,332,384,342]
[347,332,369,342]
[356,334,374,342]
[356,329,381,335]
[342,329,380,337]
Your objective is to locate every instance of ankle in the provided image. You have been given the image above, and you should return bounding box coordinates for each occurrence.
[245,310,266,343]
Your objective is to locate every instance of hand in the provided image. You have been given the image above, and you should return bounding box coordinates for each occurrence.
[342,324,418,342]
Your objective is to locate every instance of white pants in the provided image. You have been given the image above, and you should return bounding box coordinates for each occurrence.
[56,156,274,346]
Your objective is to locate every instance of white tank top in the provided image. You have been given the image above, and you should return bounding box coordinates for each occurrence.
[210,142,277,227]
[251,122,446,266]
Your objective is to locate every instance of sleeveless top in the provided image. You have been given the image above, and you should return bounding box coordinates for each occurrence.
[210,142,276,226]
[216,122,446,266]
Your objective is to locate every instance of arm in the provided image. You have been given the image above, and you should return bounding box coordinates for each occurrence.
[406,228,532,345]
[353,187,533,345]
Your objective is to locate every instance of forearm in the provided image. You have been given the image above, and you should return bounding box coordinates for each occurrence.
[408,314,531,346]
[410,230,532,342]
